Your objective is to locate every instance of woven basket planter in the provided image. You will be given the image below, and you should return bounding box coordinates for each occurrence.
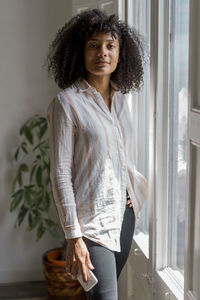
[43,248,86,300]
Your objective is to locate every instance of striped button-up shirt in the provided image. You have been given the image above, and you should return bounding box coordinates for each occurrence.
[47,78,148,252]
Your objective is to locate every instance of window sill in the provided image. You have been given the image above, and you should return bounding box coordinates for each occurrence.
[157,267,184,300]
[133,232,149,259]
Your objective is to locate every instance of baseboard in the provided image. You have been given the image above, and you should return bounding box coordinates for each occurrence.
[0,268,44,284]
[0,280,46,299]
[7,298,46,300]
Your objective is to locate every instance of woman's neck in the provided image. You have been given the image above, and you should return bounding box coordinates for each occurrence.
[85,75,111,99]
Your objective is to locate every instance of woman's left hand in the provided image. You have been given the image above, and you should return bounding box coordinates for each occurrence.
[126,191,133,207]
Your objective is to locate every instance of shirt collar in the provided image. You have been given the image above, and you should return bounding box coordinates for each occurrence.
[74,78,120,94]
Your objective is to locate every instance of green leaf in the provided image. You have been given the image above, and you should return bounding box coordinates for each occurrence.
[35,190,43,208]
[11,189,23,198]
[19,121,29,136]
[36,222,46,240]
[27,211,40,231]
[43,191,50,211]
[19,125,25,136]
[39,117,47,122]
[17,205,28,226]
[39,123,48,140]
[33,117,46,128]
[15,164,28,187]
[24,184,35,189]
[36,165,42,187]
[33,141,45,151]
[14,147,20,161]
[30,119,36,128]
[30,164,37,183]
[24,126,33,144]
[41,148,49,165]
[21,144,28,154]
[24,189,33,208]
[33,217,41,227]
[20,163,29,172]
[32,209,41,217]
[44,218,55,228]
[39,207,45,212]
[10,190,23,212]
[16,169,22,186]
[43,139,49,149]
[11,178,17,193]
[27,212,33,230]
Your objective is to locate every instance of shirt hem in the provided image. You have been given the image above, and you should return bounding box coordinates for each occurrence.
[82,233,121,252]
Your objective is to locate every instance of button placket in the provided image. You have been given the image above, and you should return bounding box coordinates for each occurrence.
[111,121,127,184]
[96,91,108,111]
[94,89,117,120]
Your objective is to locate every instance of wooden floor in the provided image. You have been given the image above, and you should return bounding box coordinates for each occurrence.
[0,281,46,299]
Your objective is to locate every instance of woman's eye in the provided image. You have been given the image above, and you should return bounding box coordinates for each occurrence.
[89,44,97,48]
[88,44,115,49]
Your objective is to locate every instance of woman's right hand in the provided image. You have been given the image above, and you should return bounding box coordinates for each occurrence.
[65,237,94,282]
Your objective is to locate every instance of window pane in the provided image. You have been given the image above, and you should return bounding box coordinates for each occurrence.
[127,0,150,237]
[168,0,189,274]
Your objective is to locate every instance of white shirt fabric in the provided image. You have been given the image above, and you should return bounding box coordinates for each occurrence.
[47,78,148,252]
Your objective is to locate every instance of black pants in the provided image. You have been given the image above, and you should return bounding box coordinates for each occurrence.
[83,204,135,300]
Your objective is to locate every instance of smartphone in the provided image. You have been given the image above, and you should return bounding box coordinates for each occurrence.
[77,268,98,291]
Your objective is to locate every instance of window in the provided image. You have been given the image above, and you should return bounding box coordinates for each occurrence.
[168,0,189,274]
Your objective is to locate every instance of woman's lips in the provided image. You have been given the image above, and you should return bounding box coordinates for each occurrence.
[95,61,110,66]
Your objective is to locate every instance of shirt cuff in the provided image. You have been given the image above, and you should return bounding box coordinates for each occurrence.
[63,225,83,239]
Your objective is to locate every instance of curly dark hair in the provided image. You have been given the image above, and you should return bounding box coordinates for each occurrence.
[43,8,146,94]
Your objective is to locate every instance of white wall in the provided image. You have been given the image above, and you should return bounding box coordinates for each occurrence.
[0,0,72,283]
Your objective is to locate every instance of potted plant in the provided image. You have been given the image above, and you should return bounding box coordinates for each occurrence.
[10,114,86,300]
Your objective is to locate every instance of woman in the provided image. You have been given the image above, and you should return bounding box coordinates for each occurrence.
[45,8,148,300]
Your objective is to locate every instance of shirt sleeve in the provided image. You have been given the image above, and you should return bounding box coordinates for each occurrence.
[47,96,82,239]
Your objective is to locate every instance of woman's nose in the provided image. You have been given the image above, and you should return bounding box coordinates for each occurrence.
[97,45,108,57]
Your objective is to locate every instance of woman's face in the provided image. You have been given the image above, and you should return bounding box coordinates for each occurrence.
[84,31,120,78]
